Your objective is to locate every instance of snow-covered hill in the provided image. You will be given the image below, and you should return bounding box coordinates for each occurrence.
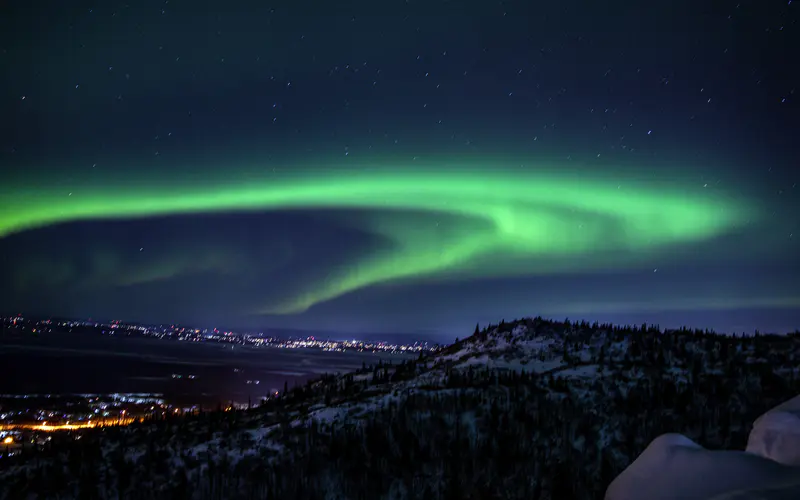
[1,317,799,500]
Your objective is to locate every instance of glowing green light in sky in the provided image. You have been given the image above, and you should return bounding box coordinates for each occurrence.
[0,163,755,314]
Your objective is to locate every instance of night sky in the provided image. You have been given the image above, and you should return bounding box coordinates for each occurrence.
[1,1,798,339]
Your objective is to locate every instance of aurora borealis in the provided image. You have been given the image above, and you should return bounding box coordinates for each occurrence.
[0,165,757,315]
[1,1,798,337]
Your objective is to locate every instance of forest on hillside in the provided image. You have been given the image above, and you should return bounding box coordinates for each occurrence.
[2,318,798,500]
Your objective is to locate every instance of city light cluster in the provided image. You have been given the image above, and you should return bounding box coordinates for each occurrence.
[1,315,441,354]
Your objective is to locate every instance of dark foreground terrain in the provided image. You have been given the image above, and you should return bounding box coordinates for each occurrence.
[1,318,799,499]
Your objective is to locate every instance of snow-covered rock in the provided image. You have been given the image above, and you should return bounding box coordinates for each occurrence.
[607,396,800,500]
[746,394,800,466]
[605,434,800,500]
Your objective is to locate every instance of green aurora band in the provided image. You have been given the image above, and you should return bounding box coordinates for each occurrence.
[0,165,757,314]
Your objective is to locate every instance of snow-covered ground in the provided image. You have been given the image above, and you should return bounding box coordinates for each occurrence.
[606,395,800,500]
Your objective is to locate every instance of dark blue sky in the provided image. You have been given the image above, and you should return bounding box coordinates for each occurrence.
[1,0,797,340]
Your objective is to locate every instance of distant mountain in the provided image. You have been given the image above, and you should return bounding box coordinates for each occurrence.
[1,316,798,499]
